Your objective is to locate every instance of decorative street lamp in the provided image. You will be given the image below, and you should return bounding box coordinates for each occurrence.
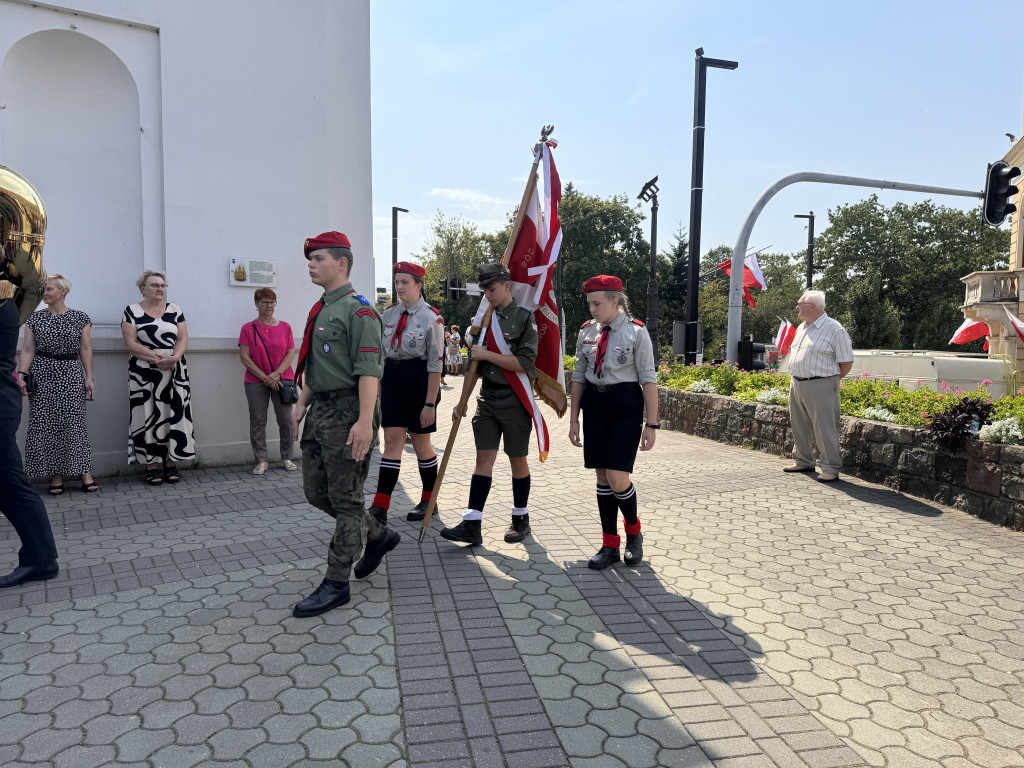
[638,175,660,349]
[794,211,814,288]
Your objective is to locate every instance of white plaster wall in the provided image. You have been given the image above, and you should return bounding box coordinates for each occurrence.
[1,0,374,476]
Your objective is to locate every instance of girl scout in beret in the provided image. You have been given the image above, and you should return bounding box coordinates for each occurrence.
[367,261,445,523]
[569,275,659,569]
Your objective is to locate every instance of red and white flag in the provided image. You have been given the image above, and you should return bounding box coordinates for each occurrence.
[470,141,565,461]
[1003,306,1024,345]
[774,318,797,356]
[949,317,990,351]
[718,252,766,307]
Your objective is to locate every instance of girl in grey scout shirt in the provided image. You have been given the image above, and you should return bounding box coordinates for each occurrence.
[366,261,445,523]
[568,275,659,570]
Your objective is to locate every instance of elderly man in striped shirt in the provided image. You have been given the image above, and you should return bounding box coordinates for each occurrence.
[784,291,854,482]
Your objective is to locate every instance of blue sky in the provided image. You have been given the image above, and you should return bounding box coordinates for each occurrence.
[370,0,1023,290]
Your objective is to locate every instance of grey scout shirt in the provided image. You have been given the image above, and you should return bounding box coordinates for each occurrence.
[305,283,384,393]
[381,297,445,373]
[478,298,538,386]
[573,312,657,386]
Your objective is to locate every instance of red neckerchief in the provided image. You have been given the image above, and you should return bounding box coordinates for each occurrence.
[593,326,611,377]
[294,299,324,387]
[391,310,409,350]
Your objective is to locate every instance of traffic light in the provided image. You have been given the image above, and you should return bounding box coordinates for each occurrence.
[738,338,766,371]
[450,278,461,296]
[439,277,449,299]
[983,160,1020,227]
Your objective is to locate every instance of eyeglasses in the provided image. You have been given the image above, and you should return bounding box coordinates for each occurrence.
[258,301,277,307]
[146,284,167,290]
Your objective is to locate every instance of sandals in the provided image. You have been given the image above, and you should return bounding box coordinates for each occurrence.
[80,480,101,493]
[282,460,298,472]
[163,464,181,484]
[145,469,163,486]
[48,483,64,496]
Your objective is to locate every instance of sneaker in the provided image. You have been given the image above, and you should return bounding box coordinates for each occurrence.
[440,519,483,546]
[503,514,531,543]
[407,499,430,522]
[624,533,644,566]
[817,471,839,483]
[588,546,620,570]
[782,464,815,473]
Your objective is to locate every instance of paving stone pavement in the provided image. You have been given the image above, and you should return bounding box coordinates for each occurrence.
[1,384,1023,766]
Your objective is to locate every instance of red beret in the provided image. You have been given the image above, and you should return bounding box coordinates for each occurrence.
[393,261,426,278]
[304,231,352,258]
[582,275,623,293]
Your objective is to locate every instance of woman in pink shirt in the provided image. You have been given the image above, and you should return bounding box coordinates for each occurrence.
[238,288,297,474]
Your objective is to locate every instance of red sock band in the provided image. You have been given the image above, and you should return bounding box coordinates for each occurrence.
[623,520,642,535]
[602,533,621,548]
[421,489,432,502]
[373,493,391,510]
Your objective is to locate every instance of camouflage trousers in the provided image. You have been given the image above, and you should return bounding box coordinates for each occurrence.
[301,389,383,581]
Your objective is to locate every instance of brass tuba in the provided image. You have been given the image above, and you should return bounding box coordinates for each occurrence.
[0,165,46,325]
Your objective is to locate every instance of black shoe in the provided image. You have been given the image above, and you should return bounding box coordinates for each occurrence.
[503,514,531,543]
[407,499,429,522]
[440,519,483,546]
[292,578,350,617]
[368,505,387,524]
[354,527,401,579]
[624,533,644,566]
[0,563,59,589]
[588,546,620,570]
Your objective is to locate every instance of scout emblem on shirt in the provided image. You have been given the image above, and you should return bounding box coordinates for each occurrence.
[615,346,627,365]
[322,343,331,353]
[408,339,416,348]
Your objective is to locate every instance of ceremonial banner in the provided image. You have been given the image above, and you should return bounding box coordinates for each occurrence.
[948,317,990,350]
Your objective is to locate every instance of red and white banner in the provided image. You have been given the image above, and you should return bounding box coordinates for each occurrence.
[469,141,565,461]
[718,252,766,307]
[949,317,990,351]
[487,313,550,459]
[1003,306,1024,345]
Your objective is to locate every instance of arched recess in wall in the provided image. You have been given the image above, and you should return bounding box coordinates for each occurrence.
[0,30,143,324]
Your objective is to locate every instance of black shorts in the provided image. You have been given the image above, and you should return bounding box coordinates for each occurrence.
[380,358,441,433]
[472,384,533,457]
[581,382,644,472]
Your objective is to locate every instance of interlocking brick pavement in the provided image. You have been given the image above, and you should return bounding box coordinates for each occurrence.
[1,384,1023,766]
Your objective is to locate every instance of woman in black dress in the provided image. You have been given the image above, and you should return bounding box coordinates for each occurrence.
[120,270,196,485]
[17,274,98,494]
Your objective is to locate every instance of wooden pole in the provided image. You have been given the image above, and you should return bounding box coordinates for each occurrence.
[418,128,551,541]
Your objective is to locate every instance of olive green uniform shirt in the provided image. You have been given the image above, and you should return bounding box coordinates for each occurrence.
[477,298,538,386]
[304,283,384,393]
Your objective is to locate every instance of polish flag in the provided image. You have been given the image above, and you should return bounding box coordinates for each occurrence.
[774,318,789,348]
[773,318,797,356]
[1003,306,1024,345]
[718,252,766,307]
[948,318,990,351]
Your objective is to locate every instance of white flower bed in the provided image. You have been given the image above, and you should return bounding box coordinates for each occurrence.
[861,406,898,423]
[688,379,718,394]
[755,387,788,405]
[979,417,1024,445]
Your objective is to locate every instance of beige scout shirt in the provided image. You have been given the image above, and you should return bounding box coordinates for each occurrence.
[381,297,445,373]
[572,312,657,386]
[787,312,854,379]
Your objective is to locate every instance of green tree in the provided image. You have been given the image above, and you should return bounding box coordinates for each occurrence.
[657,224,688,354]
[814,195,1009,349]
[417,211,488,330]
[839,269,903,349]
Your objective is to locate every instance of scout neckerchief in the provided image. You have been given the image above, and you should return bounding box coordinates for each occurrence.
[593,326,611,377]
[295,299,324,387]
[391,309,409,350]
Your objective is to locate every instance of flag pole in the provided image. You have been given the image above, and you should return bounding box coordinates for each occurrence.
[418,125,554,543]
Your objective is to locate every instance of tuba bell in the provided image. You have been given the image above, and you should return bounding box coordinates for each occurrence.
[0,165,46,325]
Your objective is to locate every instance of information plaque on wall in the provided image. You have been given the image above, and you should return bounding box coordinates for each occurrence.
[229,258,277,287]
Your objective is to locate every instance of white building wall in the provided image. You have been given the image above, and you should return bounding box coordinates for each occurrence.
[0,0,374,476]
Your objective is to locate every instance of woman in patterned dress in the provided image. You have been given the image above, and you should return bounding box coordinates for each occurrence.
[120,270,196,485]
[17,274,98,494]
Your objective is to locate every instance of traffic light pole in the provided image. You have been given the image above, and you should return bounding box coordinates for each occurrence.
[725,172,983,365]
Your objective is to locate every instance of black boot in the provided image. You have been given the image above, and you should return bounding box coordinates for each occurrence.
[354,527,401,579]
[367,505,387,524]
[588,546,620,570]
[406,499,429,522]
[624,533,644,566]
[0,563,59,588]
[292,578,350,617]
[441,519,483,546]
[503,514,531,543]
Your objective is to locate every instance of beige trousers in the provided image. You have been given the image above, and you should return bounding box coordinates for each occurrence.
[788,375,842,474]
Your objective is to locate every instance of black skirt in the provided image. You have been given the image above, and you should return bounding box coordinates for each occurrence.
[381,358,442,433]
[580,382,644,472]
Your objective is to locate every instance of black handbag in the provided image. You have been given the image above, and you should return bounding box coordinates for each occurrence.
[22,372,37,395]
[252,321,300,403]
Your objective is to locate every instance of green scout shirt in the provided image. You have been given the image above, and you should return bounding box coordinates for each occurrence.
[305,283,384,393]
[478,298,538,386]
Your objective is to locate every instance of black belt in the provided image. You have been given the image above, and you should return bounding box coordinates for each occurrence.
[35,351,79,361]
[792,375,831,381]
[314,388,358,400]
[385,357,426,367]
[588,381,639,393]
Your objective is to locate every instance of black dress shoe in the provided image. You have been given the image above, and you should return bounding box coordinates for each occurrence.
[292,579,350,617]
[0,563,59,588]
[503,514,531,543]
[440,519,483,546]
[353,527,401,579]
[406,499,429,522]
[368,505,387,524]
[588,546,620,570]
[624,533,644,566]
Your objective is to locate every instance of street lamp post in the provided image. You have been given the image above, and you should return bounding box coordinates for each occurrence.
[391,206,409,304]
[638,176,660,349]
[794,211,814,288]
[685,47,738,364]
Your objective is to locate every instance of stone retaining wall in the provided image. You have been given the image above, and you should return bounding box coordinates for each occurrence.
[656,388,1024,530]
